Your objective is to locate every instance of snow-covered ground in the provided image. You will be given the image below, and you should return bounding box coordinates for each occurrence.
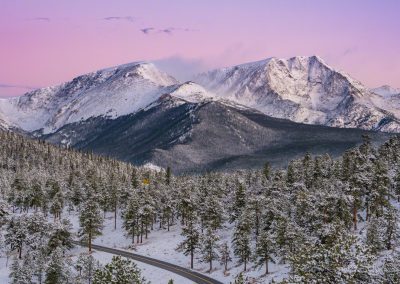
[70,247,192,284]
[2,198,398,283]
[0,245,191,284]
[67,212,290,283]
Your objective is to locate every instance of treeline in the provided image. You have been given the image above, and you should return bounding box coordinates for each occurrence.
[1,131,400,283]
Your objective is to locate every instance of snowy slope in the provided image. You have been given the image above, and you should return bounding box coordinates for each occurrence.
[1,57,400,136]
[372,85,400,97]
[0,62,179,134]
[195,56,400,132]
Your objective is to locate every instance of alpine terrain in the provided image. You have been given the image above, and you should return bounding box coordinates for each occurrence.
[195,56,400,132]
[0,56,398,172]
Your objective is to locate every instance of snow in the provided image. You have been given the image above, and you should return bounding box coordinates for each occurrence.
[169,82,216,103]
[372,85,400,97]
[0,62,179,134]
[1,57,400,135]
[142,163,165,172]
[194,56,400,132]
[62,211,290,283]
[69,248,193,284]
[0,255,10,284]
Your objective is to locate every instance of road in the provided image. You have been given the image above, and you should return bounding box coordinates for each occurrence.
[72,241,224,284]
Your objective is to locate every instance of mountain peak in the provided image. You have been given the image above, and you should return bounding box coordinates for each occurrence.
[194,55,400,132]
[0,61,179,133]
[168,81,215,103]
[372,85,400,97]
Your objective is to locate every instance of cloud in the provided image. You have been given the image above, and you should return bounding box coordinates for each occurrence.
[0,83,35,89]
[103,16,135,23]
[153,56,208,81]
[0,83,37,97]
[342,47,358,57]
[160,28,174,35]
[27,17,51,22]
[140,27,155,34]
[141,27,198,35]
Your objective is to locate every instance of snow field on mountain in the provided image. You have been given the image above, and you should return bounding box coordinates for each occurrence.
[1,56,400,135]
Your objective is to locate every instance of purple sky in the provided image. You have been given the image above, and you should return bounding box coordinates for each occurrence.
[1,0,399,97]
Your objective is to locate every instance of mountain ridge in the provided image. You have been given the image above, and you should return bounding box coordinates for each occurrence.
[195,55,400,132]
[0,56,398,171]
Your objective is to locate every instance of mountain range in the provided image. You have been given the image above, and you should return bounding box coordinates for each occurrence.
[0,56,397,172]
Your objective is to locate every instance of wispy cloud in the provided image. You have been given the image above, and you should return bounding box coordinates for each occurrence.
[0,83,36,90]
[140,27,155,34]
[141,27,198,35]
[103,16,135,23]
[154,56,207,81]
[27,17,51,22]
[0,83,37,97]
[160,28,174,35]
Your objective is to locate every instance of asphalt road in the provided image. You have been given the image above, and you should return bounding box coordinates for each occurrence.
[72,241,224,284]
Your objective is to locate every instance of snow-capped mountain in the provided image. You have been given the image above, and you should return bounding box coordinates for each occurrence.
[43,92,390,173]
[2,57,399,135]
[0,62,180,134]
[195,56,400,132]
[0,57,397,171]
[372,85,400,97]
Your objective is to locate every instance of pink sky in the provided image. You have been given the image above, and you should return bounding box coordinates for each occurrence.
[1,0,399,97]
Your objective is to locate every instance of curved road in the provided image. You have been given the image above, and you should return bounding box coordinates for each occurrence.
[72,241,223,284]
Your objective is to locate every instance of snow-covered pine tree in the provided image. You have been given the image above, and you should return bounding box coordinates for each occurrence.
[122,192,140,244]
[45,247,72,284]
[383,205,398,250]
[255,230,275,274]
[230,183,246,223]
[9,256,34,284]
[219,241,232,274]
[381,251,400,283]
[199,227,220,272]
[75,252,101,284]
[232,209,252,271]
[78,196,103,252]
[176,210,200,269]
[48,219,73,255]
[93,255,147,284]
[366,216,384,254]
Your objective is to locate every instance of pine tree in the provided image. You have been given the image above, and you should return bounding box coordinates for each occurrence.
[48,219,73,255]
[50,192,64,221]
[381,251,400,283]
[366,217,383,254]
[75,253,101,284]
[79,198,103,252]
[131,168,139,189]
[9,257,33,284]
[231,183,246,223]
[165,166,172,185]
[5,215,28,259]
[232,210,252,271]
[255,230,275,274]
[234,272,245,284]
[370,159,390,218]
[219,241,232,274]
[45,247,71,284]
[123,193,140,244]
[383,205,397,250]
[288,232,372,283]
[93,256,147,284]
[199,228,220,272]
[263,162,271,180]
[177,211,200,269]
[394,167,400,202]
